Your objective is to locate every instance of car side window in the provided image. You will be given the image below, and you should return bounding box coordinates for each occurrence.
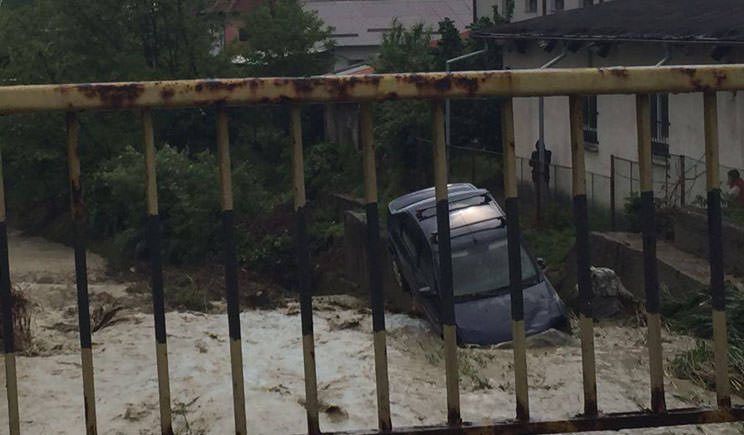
[400,219,418,259]
[420,249,434,282]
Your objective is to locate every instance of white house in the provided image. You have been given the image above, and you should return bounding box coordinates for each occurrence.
[220,1,475,71]
[474,0,744,205]
[476,0,612,23]
[306,0,475,71]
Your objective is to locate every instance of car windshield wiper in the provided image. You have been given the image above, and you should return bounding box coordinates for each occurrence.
[454,276,541,301]
[454,285,510,301]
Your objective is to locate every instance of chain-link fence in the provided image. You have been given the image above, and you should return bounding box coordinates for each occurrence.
[448,145,742,231]
[612,153,738,208]
[448,145,614,227]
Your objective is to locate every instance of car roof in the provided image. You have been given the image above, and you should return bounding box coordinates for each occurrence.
[389,184,506,246]
[388,183,478,215]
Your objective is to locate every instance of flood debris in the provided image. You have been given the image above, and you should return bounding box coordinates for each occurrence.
[494,328,576,350]
[0,284,32,352]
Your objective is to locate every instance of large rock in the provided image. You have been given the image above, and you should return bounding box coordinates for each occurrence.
[587,266,638,319]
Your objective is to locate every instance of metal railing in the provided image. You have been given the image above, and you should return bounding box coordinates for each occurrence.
[1,65,743,434]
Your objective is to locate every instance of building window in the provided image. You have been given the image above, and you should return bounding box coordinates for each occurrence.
[583,95,598,144]
[553,0,564,11]
[583,0,594,7]
[650,93,670,156]
[238,28,248,42]
[526,0,538,13]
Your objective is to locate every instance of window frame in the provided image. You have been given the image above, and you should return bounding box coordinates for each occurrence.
[650,93,670,156]
[583,95,598,145]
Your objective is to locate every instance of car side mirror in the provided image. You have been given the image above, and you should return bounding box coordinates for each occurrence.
[418,286,435,297]
[537,257,546,270]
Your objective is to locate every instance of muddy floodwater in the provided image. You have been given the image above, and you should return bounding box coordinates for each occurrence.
[1,231,742,434]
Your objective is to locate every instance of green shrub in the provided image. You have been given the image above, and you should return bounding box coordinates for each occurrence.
[623,192,674,239]
[87,144,269,265]
[304,141,363,198]
[238,231,294,285]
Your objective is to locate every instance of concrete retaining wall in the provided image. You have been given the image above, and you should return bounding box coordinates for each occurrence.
[343,211,412,312]
[559,232,710,310]
[673,207,744,277]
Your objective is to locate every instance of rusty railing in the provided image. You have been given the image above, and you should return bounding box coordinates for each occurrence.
[1,65,743,434]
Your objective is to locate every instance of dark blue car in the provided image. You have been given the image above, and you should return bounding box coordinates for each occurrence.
[387,183,567,345]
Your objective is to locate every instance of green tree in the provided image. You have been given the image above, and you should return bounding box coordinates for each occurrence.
[373,21,436,192]
[372,19,505,197]
[495,0,515,23]
[0,1,233,238]
[433,18,464,70]
[228,0,334,76]
[375,20,434,73]
[0,0,230,84]
[0,0,335,268]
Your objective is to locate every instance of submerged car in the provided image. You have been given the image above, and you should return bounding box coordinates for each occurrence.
[387,183,567,345]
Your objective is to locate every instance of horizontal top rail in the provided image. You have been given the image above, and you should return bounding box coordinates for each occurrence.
[1,64,743,113]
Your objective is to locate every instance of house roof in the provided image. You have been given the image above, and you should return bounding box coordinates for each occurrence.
[431,30,471,47]
[474,0,744,45]
[211,0,265,13]
[334,64,375,75]
[305,0,474,47]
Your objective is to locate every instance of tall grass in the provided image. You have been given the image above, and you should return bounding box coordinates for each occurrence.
[662,285,744,395]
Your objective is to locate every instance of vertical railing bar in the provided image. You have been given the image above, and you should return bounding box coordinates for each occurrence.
[66,111,98,435]
[636,94,667,414]
[142,109,174,435]
[360,103,392,432]
[291,105,321,434]
[591,173,595,209]
[703,91,731,409]
[431,101,461,426]
[216,106,248,435]
[553,163,558,197]
[568,96,598,417]
[0,126,20,435]
[502,99,530,421]
[610,154,616,231]
[680,155,686,207]
[665,158,670,204]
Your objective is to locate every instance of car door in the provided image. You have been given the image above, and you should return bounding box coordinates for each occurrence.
[416,243,442,333]
[396,216,423,291]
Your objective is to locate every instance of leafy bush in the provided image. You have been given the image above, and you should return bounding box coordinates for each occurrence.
[238,231,294,286]
[623,192,675,239]
[304,141,363,198]
[87,145,269,265]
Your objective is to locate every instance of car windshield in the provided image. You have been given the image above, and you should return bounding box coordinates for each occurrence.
[451,237,538,298]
